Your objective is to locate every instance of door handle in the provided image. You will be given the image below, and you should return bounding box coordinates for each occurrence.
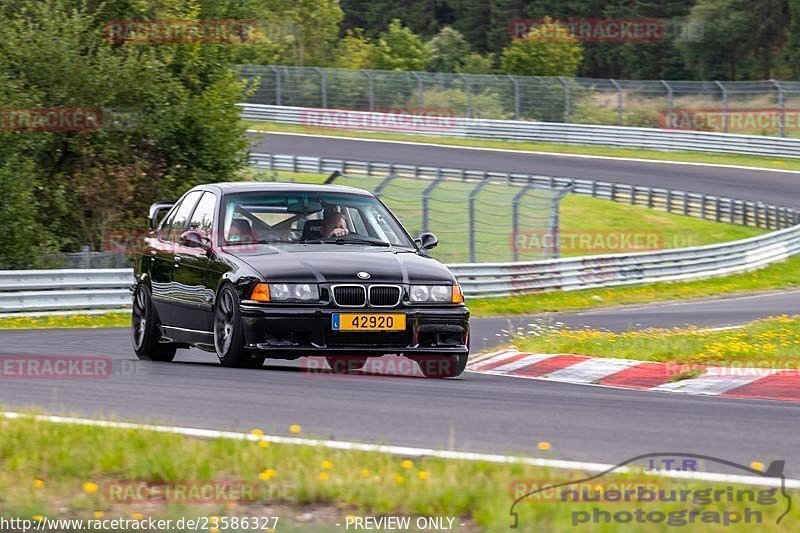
[174,255,181,267]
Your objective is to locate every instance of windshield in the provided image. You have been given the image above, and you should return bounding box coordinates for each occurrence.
[219,190,416,248]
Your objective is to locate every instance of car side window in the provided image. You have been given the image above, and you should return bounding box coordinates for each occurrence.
[187,192,216,235]
[163,191,202,243]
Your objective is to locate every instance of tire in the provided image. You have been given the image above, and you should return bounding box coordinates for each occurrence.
[416,354,468,378]
[214,284,265,369]
[326,356,368,373]
[132,284,177,362]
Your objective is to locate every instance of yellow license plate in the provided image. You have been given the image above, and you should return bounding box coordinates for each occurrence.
[332,313,406,331]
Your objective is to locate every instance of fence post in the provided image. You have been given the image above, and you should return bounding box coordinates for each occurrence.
[661,80,673,111]
[421,168,443,233]
[468,178,492,262]
[508,75,520,120]
[714,81,728,133]
[373,173,397,199]
[270,66,282,106]
[459,73,473,118]
[314,67,327,108]
[610,79,623,126]
[411,71,424,108]
[511,182,535,261]
[559,77,571,123]
[364,70,375,111]
[550,185,572,259]
[771,79,785,137]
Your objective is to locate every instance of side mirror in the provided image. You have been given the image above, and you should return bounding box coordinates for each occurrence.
[148,201,174,230]
[416,232,438,251]
[180,230,211,253]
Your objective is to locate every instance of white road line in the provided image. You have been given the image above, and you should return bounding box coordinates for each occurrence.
[246,130,800,175]
[4,411,797,490]
[545,357,643,383]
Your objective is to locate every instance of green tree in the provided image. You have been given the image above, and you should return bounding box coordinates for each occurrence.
[335,28,377,69]
[680,0,789,79]
[426,26,472,72]
[369,19,429,71]
[784,0,800,77]
[0,0,249,254]
[500,18,583,77]
[457,53,495,74]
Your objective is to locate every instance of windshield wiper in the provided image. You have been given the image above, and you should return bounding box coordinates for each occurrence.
[309,238,392,247]
[223,239,294,246]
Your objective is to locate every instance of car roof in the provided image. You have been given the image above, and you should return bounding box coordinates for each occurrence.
[195,181,375,196]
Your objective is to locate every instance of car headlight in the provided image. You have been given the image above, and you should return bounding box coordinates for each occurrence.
[409,285,454,303]
[268,283,319,301]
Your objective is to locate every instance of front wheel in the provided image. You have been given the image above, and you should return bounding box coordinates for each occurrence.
[416,354,468,378]
[214,285,265,369]
[132,284,177,362]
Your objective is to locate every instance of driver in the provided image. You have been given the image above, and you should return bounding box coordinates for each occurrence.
[321,210,349,238]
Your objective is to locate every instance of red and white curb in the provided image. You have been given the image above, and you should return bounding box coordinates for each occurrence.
[467,350,800,402]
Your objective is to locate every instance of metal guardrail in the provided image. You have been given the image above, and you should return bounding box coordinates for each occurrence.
[241,104,800,159]
[4,158,799,312]
[238,66,800,137]
[449,224,800,297]
[250,153,800,230]
[0,270,131,313]
[3,218,799,310]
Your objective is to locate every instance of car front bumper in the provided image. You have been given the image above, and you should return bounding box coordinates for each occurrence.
[239,305,469,357]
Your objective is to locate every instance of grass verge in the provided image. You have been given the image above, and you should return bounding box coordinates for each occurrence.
[0,312,129,330]
[1,414,794,531]
[512,315,800,366]
[467,255,800,317]
[244,121,800,172]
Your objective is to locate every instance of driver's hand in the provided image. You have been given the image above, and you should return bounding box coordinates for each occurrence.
[330,227,349,237]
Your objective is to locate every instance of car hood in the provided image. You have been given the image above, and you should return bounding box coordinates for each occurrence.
[228,246,456,284]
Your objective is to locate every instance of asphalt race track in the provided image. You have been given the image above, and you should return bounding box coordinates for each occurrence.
[3,136,800,477]
[247,132,800,206]
[3,292,800,475]
[471,290,800,352]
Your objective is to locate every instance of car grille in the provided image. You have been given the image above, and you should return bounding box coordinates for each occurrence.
[369,285,401,307]
[333,285,366,307]
[326,330,410,347]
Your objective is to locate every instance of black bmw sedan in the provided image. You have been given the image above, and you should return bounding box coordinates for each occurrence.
[132,181,470,378]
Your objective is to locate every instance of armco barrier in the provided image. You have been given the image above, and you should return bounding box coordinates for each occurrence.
[0,269,131,313]
[241,104,800,159]
[2,222,799,310]
[250,153,800,230]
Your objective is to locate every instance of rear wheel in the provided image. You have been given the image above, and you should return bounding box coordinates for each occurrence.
[214,285,265,369]
[326,356,368,373]
[416,354,468,378]
[132,284,177,362]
